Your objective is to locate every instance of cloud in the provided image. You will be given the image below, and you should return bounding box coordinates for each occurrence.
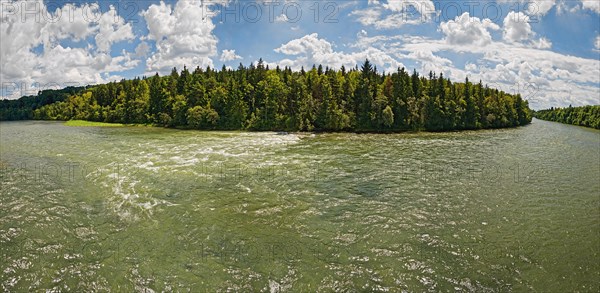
[531,37,552,49]
[1,0,595,110]
[134,42,150,58]
[501,12,553,49]
[556,0,600,14]
[220,49,242,62]
[349,0,435,29]
[439,12,500,46]
[527,0,556,16]
[0,0,137,98]
[407,50,452,65]
[349,7,422,29]
[503,11,534,43]
[581,0,600,14]
[95,5,135,52]
[384,0,436,19]
[275,14,288,23]
[271,33,403,73]
[349,13,598,109]
[497,0,556,16]
[142,0,218,75]
[556,1,579,14]
[405,49,454,75]
[275,33,334,56]
[371,33,599,109]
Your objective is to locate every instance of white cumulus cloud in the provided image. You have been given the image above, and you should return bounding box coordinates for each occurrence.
[380,34,599,109]
[581,0,600,14]
[527,0,556,16]
[531,37,553,49]
[440,12,500,46]
[95,6,135,52]
[0,0,136,99]
[142,0,218,75]
[497,0,556,16]
[350,0,436,29]
[271,33,403,73]
[220,49,242,62]
[503,11,534,43]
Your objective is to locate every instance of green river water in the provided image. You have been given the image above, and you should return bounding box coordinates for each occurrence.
[0,119,598,292]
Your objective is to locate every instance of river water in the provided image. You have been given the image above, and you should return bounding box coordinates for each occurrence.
[1,119,598,292]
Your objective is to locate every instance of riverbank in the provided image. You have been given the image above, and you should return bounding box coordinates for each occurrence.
[59,119,531,133]
[64,120,126,127]
[533,105,600,129]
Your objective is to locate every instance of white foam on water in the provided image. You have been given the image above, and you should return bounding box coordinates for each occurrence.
[137,201,155,210]
[138,161,159,173]
[75,131,308,223]
[236,183,252,193]
[169,156,201,167]
[269,280,281,293]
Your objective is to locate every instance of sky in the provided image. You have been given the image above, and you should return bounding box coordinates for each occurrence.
[1,0,599,110]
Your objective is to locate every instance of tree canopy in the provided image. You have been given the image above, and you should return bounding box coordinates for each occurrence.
[2,60,533,132]
[0,86,87,121]
[534,105,600,129]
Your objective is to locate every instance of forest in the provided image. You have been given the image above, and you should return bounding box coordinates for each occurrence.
[2,60,532,132]
[534,105,600,129]
[0,86,87,121]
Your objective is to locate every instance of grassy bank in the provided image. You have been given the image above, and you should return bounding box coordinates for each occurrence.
[64,120,125,127]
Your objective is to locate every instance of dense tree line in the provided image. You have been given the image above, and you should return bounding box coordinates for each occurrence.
[12,60,531,131]
[534,105,600,129]
[0,86,86,120]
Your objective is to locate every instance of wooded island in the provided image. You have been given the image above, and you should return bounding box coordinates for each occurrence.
[1,60,533,132]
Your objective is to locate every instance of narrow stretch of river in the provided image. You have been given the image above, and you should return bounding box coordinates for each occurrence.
[1,119,598,291]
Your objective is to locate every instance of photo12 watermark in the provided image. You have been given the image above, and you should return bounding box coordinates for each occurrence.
[0,1,545,26]
[1,82,85,99]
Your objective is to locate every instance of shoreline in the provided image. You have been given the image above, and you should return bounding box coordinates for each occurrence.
[52,119,533,133]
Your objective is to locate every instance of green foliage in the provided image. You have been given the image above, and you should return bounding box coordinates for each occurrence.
[187,104,219,129]
[382,105,394,128]
[534,105,600,129]
[7,60,533,132]
[1,86,86,120]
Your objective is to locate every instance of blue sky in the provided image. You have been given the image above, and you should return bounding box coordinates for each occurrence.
[1,0,599,109]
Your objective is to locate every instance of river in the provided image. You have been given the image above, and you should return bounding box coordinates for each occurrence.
[1,119,598,292]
